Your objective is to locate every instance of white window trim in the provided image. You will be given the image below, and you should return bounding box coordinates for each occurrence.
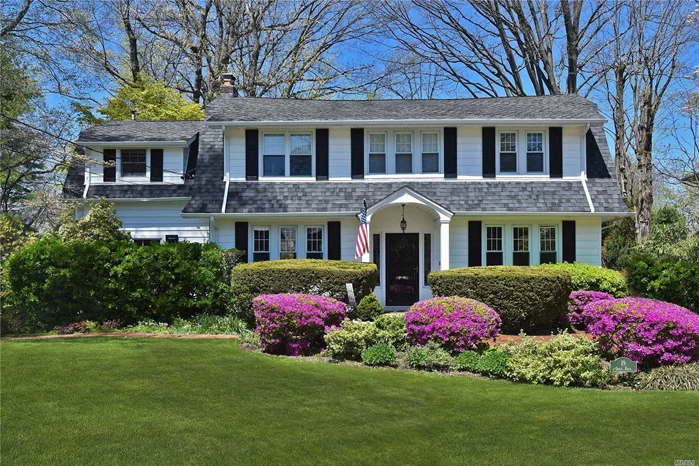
[365,128,444,177]
[496,129,549,176]
[368,131,388,174]
[259,130,315,179]
[420,130,441,174]
[496,130,519,175]
[279,226,298,258]
[481,223,562,266]
[118,148,150,181]
[305,225,325,258]
[394,131,414,174]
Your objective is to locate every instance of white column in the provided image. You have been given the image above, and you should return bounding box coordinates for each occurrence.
[361,221,371,262]
[440,219,450,270]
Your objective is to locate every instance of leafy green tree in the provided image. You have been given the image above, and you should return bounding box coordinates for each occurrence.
[0,213,35,263]
[99,76,203,121]
[58,200,131,242]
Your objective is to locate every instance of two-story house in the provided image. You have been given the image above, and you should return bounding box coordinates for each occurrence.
[65,75,630,308]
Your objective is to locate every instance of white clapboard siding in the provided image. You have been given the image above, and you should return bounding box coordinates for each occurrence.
[329,128,352,179]
[449,216,469,268]
[114,201,208,243]
[575,217,602,265]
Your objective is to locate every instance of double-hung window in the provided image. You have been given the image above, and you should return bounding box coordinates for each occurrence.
[290,134,312,176]
[262,134,285,176]
[513,226,530,266]
[252,227,270,262]
[369,133,386,174]
[499,132,517,173]
[539,226,557,264]
[306,227,323,259]
[526,132,544,173]
[421,133,439,173]
[486,226,503,266]
[262,133,312,177]
[121,149,147,176]
[395,133,413,174]
[280,227,297,259]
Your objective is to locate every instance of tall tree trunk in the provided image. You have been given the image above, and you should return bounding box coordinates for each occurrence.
[635,86,654,242]
[613,62,630,199]
[120,0,141,83]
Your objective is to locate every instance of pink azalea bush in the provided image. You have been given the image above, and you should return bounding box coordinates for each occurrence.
[406,297,501,353]
[253,293,346,356]
[566,290,616,325]
[581,297,699,365]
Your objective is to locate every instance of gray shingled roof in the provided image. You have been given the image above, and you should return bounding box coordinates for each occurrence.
[77,120,204,142]
[206,94,605,123]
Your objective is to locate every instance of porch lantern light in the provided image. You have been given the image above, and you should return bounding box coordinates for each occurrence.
[400,203,407,233]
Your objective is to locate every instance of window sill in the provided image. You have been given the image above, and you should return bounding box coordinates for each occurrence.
[259,177,315,182]
[364,173,445,179]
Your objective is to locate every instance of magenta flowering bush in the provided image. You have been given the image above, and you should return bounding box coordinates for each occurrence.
[405,297,501,353]
[581,297,699,365]
[566,290,616,325]
[253,293,346,356]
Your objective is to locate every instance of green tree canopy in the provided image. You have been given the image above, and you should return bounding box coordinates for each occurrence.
[99,76,203,121]
[58,200,131,242]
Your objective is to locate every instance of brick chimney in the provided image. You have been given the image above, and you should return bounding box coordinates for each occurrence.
[221,73,239,97]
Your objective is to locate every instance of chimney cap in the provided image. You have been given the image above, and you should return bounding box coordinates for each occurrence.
[130,109,137,121]
[221,73,238,96]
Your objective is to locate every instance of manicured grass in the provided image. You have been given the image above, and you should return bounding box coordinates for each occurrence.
[2,339,698,465]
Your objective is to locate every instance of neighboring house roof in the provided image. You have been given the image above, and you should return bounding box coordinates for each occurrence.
[77,120,204,143]
[205,94,605,123]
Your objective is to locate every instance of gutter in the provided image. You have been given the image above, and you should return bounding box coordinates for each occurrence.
[181,210,634,218]
[222,177,230,213]
[206,118,607,127]
[83,168,90,199]
[78,141,188,148]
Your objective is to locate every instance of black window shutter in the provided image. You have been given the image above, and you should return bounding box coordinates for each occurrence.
[562,221,576,263]
[151,149,163,182]
[235,222,249,263]
[350,128,364,179]
[327,221,341,260]
[245,129,259,180]
[482,127,495,178]
[444,127,457,178]
[316,128,329,180]
[549,127,563,178]
[468,221,482,267]
[103,149,116,182]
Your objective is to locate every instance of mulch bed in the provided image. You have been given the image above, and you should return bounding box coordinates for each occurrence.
[491,330,591,345]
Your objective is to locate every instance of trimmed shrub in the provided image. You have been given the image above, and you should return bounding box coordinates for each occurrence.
[538,262,627,297]
[361,343,397,366]
[324,314,407,360]
[638,363,699,391]
[254,293,346,356]
[406,297,501,352]
[405,342,454,371]
[505,333,610,388]
[356,293,383,321]
[374,312,408,351]
[455,349,509,378]
[428,267,571,332]
[231,259,377,322]
[566,290,616,325]
[580,297,699,365]
[324,319,382,360]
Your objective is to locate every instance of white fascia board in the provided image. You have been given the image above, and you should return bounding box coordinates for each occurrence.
[82,197,192,203]
[452,211,634,217]
[181,212,358,218]
[206,118,607,127]
[78,141,188,148]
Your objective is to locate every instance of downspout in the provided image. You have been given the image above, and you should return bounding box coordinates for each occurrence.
[581,122,594,213]
[221,125,229,213]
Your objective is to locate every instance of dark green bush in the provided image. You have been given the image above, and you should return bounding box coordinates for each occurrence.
[627,242,699,312]
[361,343,397,366]
[231,259,377,322]
[3,237,236,332]
[537,262,627,297]
[428,266,572,332]
[356,292,383,321]
[454,349,509,378]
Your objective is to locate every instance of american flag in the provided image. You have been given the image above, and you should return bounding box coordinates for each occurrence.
[355,199,369,259]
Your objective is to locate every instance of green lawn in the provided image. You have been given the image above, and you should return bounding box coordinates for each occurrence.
[2,339,698,466]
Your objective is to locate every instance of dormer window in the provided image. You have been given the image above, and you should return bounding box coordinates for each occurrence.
[369,133,387,174]
[499,132,517,173]
[262,132,313,177]
[526,132,544,173]
[395,133,413,174]
[121,149,147,176]
[421,132,439,173]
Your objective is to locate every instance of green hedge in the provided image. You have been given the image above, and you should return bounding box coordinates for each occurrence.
[627,252,699,312]
[2,237,238,332]
[231,259,377,322]
[428,266,571,332]
[537,262,627,297]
